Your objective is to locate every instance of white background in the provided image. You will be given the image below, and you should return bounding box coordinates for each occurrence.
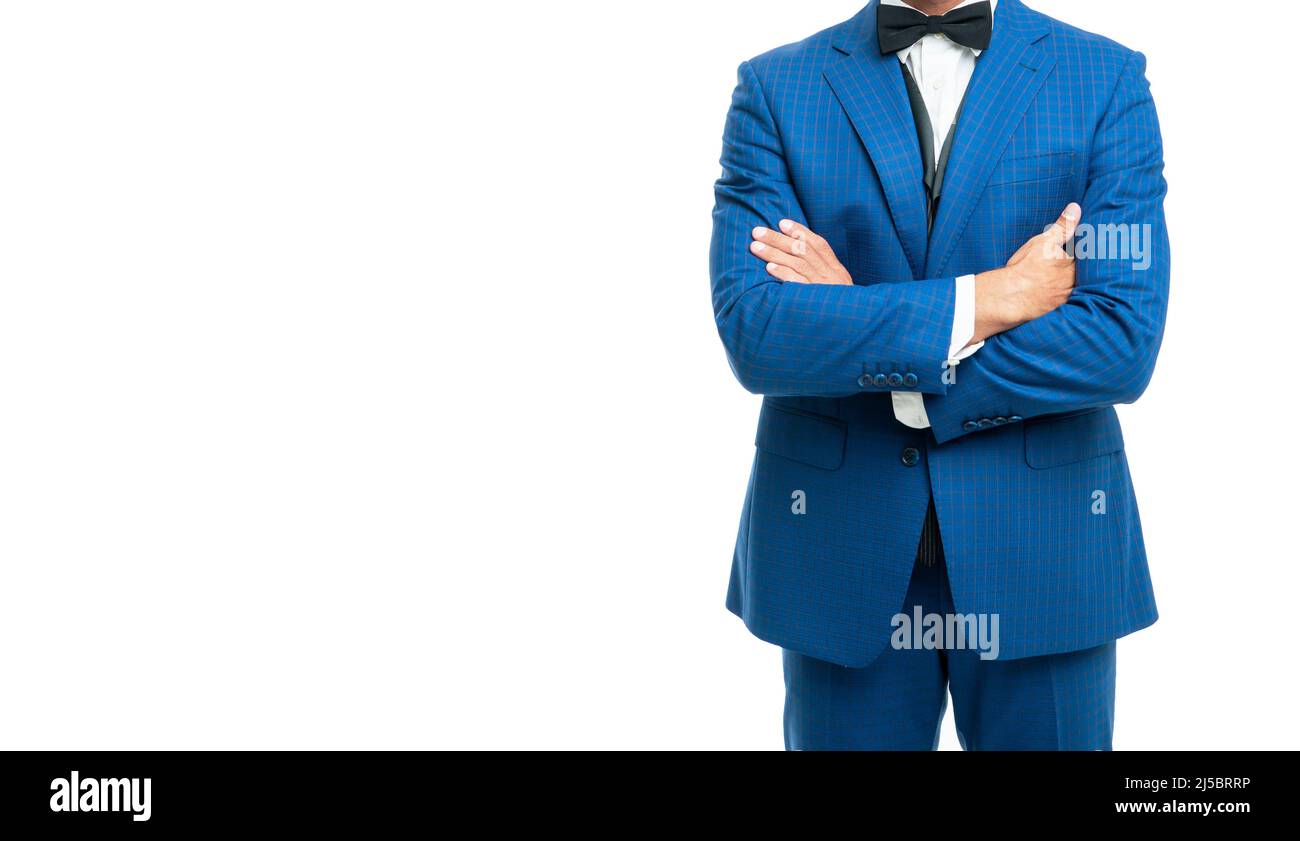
[0,0,1295,749]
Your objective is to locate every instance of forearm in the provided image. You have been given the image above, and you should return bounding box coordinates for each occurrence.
[972,267,1031,345]
[922,283,1168,443]
[714,269,957,397]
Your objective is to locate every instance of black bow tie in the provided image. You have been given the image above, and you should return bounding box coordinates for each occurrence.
[877,1,993,55]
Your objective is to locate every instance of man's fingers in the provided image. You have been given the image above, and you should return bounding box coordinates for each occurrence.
[779,219,851,276]
[1058,202,1082,239]
[1046,202,1082,244]
[778,218,812,238]
[753,222,849,283]
[765,262,808,283]
[778,219,830,251]
[752,242,813,275]
[752,226,808,258]
[1029,203,1082,264]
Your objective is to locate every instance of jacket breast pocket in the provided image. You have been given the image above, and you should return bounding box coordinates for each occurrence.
[755,403,846,471]
[987,151,1076,187]
[1023,408,1124,469]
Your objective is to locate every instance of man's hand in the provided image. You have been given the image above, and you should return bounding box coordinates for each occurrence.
[972,202,1081,343]
[750,219,853,285]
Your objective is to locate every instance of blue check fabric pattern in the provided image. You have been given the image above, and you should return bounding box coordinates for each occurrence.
[712,0,1169,666]
[783,551,1117,750]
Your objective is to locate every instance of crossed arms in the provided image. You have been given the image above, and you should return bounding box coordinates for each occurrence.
[710,53,1169,443]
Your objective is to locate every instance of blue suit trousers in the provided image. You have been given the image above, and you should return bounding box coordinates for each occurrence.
[783,548,1117,751]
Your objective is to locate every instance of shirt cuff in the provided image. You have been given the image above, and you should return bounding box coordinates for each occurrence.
[949,274,983,363]
[896,276,982,430]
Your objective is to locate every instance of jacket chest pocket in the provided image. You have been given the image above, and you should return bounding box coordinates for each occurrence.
[987,151,1077,187]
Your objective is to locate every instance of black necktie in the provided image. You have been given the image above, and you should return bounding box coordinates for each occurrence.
[877,1,993,55]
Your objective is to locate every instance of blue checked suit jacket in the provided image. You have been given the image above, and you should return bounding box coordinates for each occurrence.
[711,0,1169,666]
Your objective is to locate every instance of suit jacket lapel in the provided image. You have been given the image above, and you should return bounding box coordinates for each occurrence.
[825,3,929,279]
[926,0,1054,277]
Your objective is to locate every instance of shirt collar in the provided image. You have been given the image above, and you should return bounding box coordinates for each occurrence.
[880,0,998,62]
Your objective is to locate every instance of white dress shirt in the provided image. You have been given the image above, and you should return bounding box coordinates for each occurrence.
[880,0,994,429]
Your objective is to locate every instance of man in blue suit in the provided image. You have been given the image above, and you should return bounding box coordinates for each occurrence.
[710,0,1168,749]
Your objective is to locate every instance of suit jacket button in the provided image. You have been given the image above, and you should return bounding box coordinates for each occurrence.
[993,416,1008,426]
[858,374,871,388]
[874,374,889,387]
[977,418,993,429]
[1010,415,1024,423]
[901,447,920,467]
[903,373,918,387]
[963,421,979,431]
[887,373,904,387]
